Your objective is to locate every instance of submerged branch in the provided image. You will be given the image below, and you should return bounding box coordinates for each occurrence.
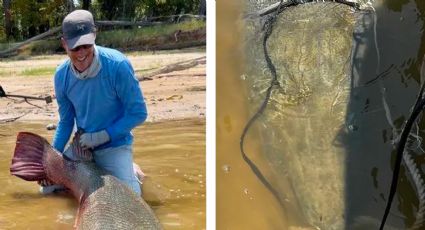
[137,56,206,81]
[0,112,29,123]
[0,27,61,58]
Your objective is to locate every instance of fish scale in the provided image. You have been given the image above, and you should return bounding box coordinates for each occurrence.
[78,175,157,229]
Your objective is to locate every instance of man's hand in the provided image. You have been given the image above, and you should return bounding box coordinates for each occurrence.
[79,130,110,150]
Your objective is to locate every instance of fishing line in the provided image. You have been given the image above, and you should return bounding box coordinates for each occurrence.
[240,0,289,212]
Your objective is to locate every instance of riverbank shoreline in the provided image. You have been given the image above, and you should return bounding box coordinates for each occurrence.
[0,48,206,124]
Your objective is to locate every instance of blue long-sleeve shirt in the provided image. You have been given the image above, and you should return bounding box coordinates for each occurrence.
[53,46,147,152]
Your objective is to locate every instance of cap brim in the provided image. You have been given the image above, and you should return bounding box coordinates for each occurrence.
[65,33,95,49]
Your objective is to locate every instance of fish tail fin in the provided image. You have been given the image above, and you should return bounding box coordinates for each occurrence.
[10,132,48,181]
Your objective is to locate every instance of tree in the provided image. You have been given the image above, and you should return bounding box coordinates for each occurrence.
[7,0,68,40]
[136,0,199,19]
[82,0,90,10]
[96,0,137,20]
[67,0,75,12]
[199,0,206,15]
[3,0,12,40]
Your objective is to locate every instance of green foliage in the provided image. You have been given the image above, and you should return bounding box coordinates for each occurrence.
[96,19,205,49]
[93,0,139,20]
[138,0,200,18]
[9,0,68,40]
[94,0,200,20]
[29,39,62,54]
[0,0,4,42]
[21,66,56,77]
[2,0,204,43]
[0,65,55,78]
[18,19,205,55]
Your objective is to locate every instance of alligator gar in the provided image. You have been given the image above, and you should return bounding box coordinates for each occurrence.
[242,2,358,229]
[242,0,425,229]
[10,132,162,230]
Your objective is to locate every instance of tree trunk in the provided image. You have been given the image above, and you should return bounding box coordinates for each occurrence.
[82,0,91,10]
[0,26,61,58]
[67,0,75,12]
[3,0,12,40]
[199,0,206,15]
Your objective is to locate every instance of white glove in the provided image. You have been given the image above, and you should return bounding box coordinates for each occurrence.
[79,130,110,150]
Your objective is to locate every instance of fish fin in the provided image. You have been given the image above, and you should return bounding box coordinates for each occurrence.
[10,132,48,181]
[70,131,93,161]
[74,204,81,228]
[74,193,88,228]
[133,162,145,185]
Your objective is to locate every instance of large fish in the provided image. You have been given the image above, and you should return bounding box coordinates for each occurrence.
[242,0,425,229]
[10,132,162,230]
[243,2,358,229]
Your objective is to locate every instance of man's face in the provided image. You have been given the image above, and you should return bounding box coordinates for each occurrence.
[61,38,95,72]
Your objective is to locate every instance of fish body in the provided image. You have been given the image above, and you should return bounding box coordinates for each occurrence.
[244,2,357,229]
[10,132,162,230]
[243,1,412,229]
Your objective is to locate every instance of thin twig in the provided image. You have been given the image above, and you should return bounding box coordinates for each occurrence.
[0,112,29,123]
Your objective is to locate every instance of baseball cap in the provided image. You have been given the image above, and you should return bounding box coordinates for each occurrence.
[62,10,96,49]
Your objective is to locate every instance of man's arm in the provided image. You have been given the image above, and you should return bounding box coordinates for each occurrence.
[80,58,147,149]
[52,73,75,152]
[105,59,148,141]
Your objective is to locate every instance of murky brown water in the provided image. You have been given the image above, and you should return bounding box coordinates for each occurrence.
[0,119,205,229]
[218,0,425,229]
[216,1,290,229]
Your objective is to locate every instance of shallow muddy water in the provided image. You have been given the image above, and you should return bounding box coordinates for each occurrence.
[0,119,205,229]
[218,0,425,229]
[217,1,290,229]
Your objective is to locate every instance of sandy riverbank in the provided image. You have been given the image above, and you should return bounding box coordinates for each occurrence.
[0,48,206,124]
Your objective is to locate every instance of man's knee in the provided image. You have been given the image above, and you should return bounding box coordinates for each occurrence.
[93,145,141,195]
[127,179,142,196]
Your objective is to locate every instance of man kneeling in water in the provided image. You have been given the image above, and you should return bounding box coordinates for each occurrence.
[40,9,147,196]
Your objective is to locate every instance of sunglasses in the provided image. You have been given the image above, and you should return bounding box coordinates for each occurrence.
[70,44,93,52]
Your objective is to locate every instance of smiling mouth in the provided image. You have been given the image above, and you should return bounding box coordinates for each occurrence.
[77,56,87,62]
